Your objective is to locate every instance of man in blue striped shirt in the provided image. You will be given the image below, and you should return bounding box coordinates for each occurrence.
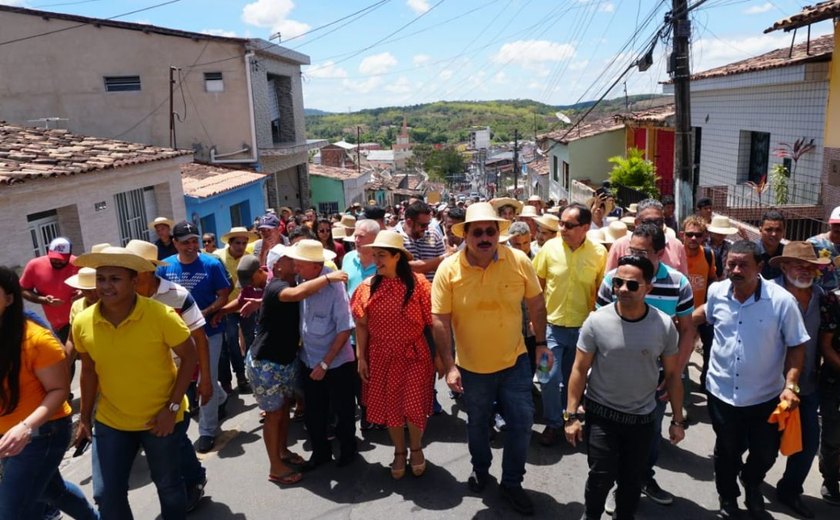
[596,223,695,509]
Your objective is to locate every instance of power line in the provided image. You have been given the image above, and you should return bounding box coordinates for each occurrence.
[284,0,392,47]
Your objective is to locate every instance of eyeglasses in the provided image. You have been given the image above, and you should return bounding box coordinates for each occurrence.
[627,247,650,257]
[612,277,641,292]
[641,218,665,227]
[684,232,704,238]
[470,226,498,238]
[203,240,213,244]
[559,221,582,229]
[318,228,331,233]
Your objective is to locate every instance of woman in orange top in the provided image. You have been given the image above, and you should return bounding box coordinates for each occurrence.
[0,266,97,519]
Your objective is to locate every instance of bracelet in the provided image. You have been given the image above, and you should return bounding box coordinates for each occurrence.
[671,419,687,429]
[534,340,548,347]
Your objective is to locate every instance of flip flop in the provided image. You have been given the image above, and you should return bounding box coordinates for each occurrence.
[281,452,305,465]
[268,471,303,486]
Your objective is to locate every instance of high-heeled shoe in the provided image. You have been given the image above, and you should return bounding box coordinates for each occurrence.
[410,448,426,477]
[391,451,407,480]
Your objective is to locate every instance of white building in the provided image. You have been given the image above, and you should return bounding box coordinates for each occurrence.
[468,127,491,150]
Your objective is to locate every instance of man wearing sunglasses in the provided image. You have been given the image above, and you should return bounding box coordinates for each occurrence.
[566,254,685,520]
[532,203,607,448]
[596,223,694,511]
[432,202,551,516]
[400,201,447,283]
[606,199,688,275]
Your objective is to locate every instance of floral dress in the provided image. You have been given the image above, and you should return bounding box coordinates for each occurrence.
[351,272,434,429]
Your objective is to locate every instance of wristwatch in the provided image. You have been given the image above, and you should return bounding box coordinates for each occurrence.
[785,383,800,395]
[319,360,329,371]
[563,410,581,422]
[167,402,181,413]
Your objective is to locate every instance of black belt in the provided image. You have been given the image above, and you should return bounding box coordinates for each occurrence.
[584,397,655,426]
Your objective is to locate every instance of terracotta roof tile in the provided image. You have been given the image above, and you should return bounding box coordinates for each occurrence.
[539,116,624,144]
[309,163,369,181]
[0,123,191,186]
[615,104,675,124]
[689,33,833,81]
[765,1,840,33]
[527,158,550,176]
[180,163,266,198]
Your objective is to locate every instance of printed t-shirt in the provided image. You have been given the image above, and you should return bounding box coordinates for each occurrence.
[157,253,231,336]
[19,256,79,330]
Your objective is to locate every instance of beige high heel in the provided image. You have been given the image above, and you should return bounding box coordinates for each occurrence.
[410,448,426,477]
[391,451,407,480]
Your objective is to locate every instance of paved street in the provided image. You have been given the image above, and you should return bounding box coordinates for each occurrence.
[59,353,834,519]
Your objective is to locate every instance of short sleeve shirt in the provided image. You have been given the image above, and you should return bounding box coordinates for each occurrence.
[298,267,355,369]
[401,229,446,282]
[19,256,79,330]
[157,253,231,336]
[597,262,694,318]
[251,279,300,365]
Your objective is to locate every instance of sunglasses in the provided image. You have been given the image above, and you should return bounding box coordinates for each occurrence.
[641,218,665,227]
[612,277,641,292]
[470,226,498,238]
[627,247,650,257]
[684,232,704,238]
[559,221,582,230]
[203,240,213,244]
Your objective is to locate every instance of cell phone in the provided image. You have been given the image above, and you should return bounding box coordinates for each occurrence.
[72,438,90,457]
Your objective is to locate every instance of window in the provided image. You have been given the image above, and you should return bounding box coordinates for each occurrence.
[562,161,570,189]
[267,74,295,144]
[318,201,339,215]
[552,156,558,182]
[27,210,60,258]
[229,201,250,228]
[200,214,217,237]
[114,187,152,245]
[104,76,141,92]
[738,130,770,184]
[204,72,224,93]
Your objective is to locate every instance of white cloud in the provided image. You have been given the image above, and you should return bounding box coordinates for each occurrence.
[306,61,348,79]
[343,77,383,94]
[492,71,507,84]
[0,1,27,5]
[358,52,398,75]
[569,60,589,71]
[492,40,576,76]
[202,28,237,37]
[241,0,310,40]
[413,54,432,66]
[744,3,773,15]
[385,76,413,95]
[407,0,430,15]
[439,69,454,81]
[599,2,615,13]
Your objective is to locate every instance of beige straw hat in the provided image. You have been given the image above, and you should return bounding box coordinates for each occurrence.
[74,246,157,272]
[221,227,258,244]
[602,221,630,244]
[340,214,357,229]
[361,230,413,260]
[534,214,560,233]
[90,243,111,253]
[332,225,347,240]
[519,205,540,218]
[124,240,169,266]
[148,216,174,230]
[490,197,523,215]
[452,202,512,238]
[64,267,97,290]
[707,215,738,235]
[284,239,337,263]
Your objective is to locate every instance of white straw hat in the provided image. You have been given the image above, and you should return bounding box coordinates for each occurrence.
[284,239,337,263]
[452,202,511,238]
[64,267,96,290]
[707,215,738,235]
[124,240,168,266]
[361,230,413,260]
[73,246,157,272]
[148,216,174,230]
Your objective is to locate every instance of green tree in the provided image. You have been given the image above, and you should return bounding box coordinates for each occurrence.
[423,146,466,183]
[608,148,659,198]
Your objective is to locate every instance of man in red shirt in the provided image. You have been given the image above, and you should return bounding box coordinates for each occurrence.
[19,237,79,342]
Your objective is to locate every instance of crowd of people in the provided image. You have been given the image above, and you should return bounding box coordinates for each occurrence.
[2,190,840,520]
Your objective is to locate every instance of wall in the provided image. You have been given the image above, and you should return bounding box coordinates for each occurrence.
[184,180,266,237]
[309,175,345,212]
[261,154,311,209]
[0,157,189,270]
[251,53,308,150]
[0,11,252,161]
[821,24,840,216]
[690,63,829,195]
[343,171,373,208]
[569,129,624,185]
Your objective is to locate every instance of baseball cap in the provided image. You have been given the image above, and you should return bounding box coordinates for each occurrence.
[830,206,840,224]
[172,221,200,241]
[47,237,72,261]
[236,254,262,287]
[258,214,280,229]
[265,244,289,271]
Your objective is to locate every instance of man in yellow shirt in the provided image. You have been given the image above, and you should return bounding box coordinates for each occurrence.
[432,202,551,516]
[532,202,607,446]
[72,247,196,520]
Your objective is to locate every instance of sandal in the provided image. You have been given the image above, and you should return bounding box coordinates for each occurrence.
[281,452,306,466]
[409,448,426,477]
[391,451,407,480]
[268,470,303,485]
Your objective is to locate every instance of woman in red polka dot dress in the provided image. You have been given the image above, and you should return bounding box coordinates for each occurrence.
[351,231,435,480]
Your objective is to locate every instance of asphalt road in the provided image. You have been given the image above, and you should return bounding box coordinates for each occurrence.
[57,353,835,520]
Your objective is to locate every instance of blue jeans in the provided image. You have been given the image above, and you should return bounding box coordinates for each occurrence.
[219,314,256,385]
[461,353,534,487]
[0,417,97,519]
[644,377,668,482]
[540,325,579,428]
[92,421,185,520]
[778,391,820,496]
[200,332,227,437]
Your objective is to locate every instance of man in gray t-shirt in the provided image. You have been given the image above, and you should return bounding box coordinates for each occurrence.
[564,255,686,520]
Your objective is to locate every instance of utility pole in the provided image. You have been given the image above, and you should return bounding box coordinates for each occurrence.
[513,129,519,199]
[356,126,361,172]
[672,0,693,222]
[169,66,177,148]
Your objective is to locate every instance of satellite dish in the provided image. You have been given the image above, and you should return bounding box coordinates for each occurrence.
[555,112,571,124]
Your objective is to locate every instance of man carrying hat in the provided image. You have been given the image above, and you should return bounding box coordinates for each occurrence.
[20,237,79,344]
[72,247,197,519]
[157,222,231,454]
[286,240,358,470]
[149,217,177,260]
[432,202,552,515]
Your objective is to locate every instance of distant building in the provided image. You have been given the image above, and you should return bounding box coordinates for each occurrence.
[308,164,372,214]
[392,117,413,169]
[180,163,267,236]
[468,127,491,151]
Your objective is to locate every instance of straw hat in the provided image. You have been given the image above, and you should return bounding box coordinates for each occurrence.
[65,267,97,290]
[490,197,523,215]
[626,203,638,215]
[519,205,540,219]
[534,214,559,233]
[340,214,357,229]
[707,215,738,235]
[602,221,630,244]
[769,241,830,267]
[124,240,169,266]
[546,206,561,215]
[91,243,111,253]
[452,202,512,238]
[148,216,174,230]
[528,195,542,203]
[620,216,636,230]
[278,206,293,216]
[332,225,347,240]
[361,230,413,260]
[284,239,337,263]
[221,226,258,244]
[587,228,604,243]
[73,246,157,272]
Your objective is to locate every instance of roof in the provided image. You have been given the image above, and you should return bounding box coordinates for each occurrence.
[364,171,401,191]
[180,163,265,199]
[765,1,840,33]
[331,140,358,150]
[539,116,624,144]
[309,164,369,181]
[614,104,675,125]
[527,158,550,176]
[689,33,833,81]
[366,150,395,162]
[0,123,191,186]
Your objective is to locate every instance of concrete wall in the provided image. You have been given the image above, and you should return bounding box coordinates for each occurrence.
[309,175,345,213]
[690,63,829,199]
[251,53,307,150]
[261,155,310,209]
[568,129,625,185]
[0,11,252,161]
[185,180,266,238]
[0,157,189,270]
[821,25,840,217]
[342,172,373,208]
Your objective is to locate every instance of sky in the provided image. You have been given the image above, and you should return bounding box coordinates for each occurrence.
[1,0,834,112]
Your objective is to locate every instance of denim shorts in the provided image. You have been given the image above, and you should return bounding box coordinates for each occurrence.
[245,353,300,412]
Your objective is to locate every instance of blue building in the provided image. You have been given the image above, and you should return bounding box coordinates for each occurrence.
[181,163,267,237]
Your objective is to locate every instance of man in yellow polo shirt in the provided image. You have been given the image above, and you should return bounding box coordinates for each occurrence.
[72,247,196,520]
[532,202,607,447]
[432,202,551,516]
